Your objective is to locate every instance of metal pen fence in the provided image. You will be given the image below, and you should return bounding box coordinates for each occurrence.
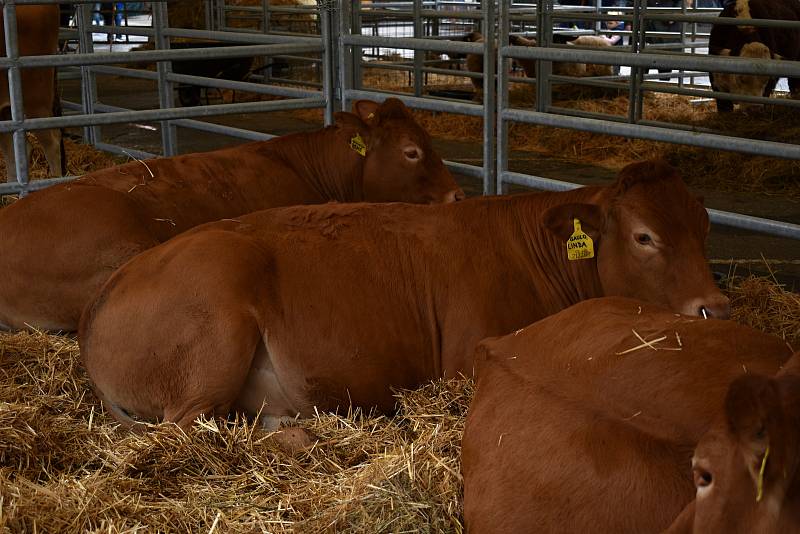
[1,0,798,241]
[0,0,333,196]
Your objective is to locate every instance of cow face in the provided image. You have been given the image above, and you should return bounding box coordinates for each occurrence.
[544,160,730,318]
[336,98,464,204]
[681,370,800,533]
[714,43,773,110]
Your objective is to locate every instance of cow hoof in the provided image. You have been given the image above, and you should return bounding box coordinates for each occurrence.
[271,427,318,453]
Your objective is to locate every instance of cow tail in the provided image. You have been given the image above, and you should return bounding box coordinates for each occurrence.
[52,70,66,174]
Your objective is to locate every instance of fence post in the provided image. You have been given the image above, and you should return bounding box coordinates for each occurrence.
[319,0,335,123]
[496,0,510,196]
[2,0,28,189]
[481,0,495,195]
[76,3,100,147]
[153,1,178,156]
[413,0,423,97]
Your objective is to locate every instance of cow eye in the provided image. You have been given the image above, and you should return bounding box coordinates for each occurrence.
[635,233,652,245]
[403,147,421,161]
[693,467,713,489]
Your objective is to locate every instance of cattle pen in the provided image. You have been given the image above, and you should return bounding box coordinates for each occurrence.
[0,0,799,532]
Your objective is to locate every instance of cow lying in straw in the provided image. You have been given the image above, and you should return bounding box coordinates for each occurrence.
[0,98,463,332]
[463,297,798,534]
[80,160,729,431]
[0,4,64,182]
[462,31,617,99]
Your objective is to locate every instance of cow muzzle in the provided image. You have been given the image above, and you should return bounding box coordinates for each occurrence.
[682,294,731,320]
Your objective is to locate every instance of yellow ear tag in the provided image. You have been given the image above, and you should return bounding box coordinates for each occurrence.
[566,218,595,261]
[350,133,367,156]
[756,445,770,503]
[367,112,375,119]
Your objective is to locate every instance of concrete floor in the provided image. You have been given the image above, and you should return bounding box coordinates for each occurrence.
[61,76,800,285]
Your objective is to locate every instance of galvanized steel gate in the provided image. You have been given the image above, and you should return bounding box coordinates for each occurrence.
[1,0,799,240]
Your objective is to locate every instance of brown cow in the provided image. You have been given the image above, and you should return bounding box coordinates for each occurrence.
[709,0,800,112]
[0,98,463,331]
[1,4,64,182]
[462,32,615,97]
[462,297,798,533]
[80,160,729,431]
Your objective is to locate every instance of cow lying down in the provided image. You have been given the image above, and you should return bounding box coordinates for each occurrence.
[80,160,729,431]
[0,98,463,332]
[463,297,798,534]
[462,31,616,96]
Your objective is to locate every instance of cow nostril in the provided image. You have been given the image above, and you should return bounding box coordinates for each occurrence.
[699,306,710,319]
[443,189,465,203]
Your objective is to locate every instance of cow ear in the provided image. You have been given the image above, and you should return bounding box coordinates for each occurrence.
[615,158,681,192]
[352,100,381,122]
[334,111,369,131]
[542,203,604,242]
[724,375,781,487]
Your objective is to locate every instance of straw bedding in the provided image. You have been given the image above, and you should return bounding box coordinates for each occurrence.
[0,274,796,532]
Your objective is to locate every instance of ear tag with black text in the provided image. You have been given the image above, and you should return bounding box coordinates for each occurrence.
[567,218,594,261]
[350,133,367,156]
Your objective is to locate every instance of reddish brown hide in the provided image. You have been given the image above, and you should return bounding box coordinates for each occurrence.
[79,160,728,431]
[462,297,798,534]
[0,4,63,181]
[0,98,463,331]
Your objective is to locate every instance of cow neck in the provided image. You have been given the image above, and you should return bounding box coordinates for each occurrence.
[271,124,365,202]
[498,188,609,316]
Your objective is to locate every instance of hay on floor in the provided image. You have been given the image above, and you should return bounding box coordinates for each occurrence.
[0,276,796,531]
[0,136,124,189]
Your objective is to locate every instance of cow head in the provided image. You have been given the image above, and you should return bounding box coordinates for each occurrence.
[714,43,774,110]
[543,160,730,318]
[672,366,800,533]
[334,98,464,204]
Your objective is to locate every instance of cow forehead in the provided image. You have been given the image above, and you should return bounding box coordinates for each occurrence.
[611,179,706,232]
[376,119,430,145]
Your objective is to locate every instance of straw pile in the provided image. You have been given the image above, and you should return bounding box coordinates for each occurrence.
[0,137,124,201]
[726,274,800,348]
[0,274,796,531]
[0,333,468,532]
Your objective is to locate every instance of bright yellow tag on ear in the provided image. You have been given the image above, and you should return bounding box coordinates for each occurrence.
[567,218,594,261]
[367,112,375,119]
[350,133,367,156]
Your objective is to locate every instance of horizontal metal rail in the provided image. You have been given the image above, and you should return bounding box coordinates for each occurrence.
[0,97,324,133]
[502,107,800,160]
[501,171,800,239]
[0,43,322,70]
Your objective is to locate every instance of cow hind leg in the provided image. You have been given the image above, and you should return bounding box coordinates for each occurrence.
[35,128,64,177]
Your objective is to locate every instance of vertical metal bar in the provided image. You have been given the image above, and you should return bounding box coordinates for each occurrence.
[152,1,178,156]
[337,0,352,111]
[481,0,495,195]
[678,0,686,88]
[352,0,362,93]
[496,0,510,196]
[536,0,552,113]
[628,0,644,123]
[413,0,423,97]
[320,0,335,124]
[2,0,28,187]
[204,0,213,31]
[76,3,99,146]
[262,0,272,84]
